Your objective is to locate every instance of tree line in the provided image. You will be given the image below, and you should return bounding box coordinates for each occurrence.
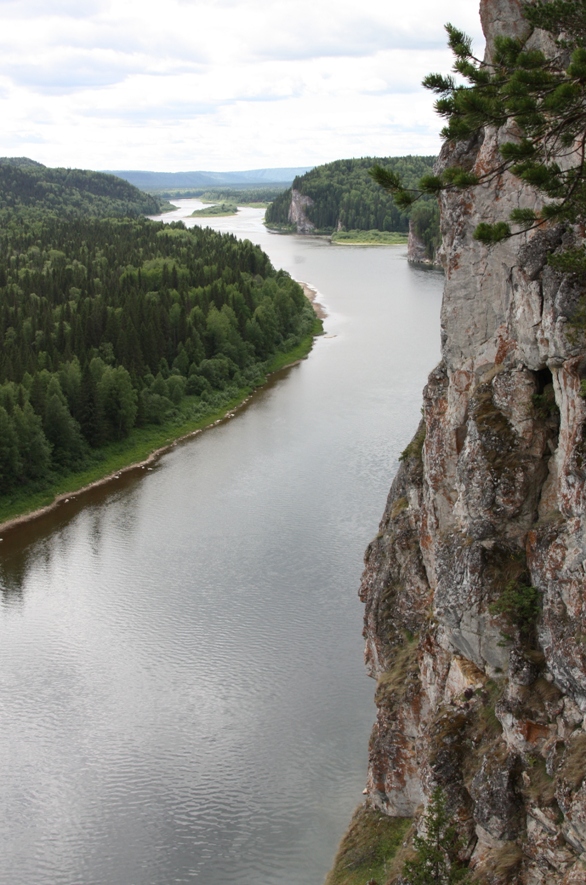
[0,215,317,495]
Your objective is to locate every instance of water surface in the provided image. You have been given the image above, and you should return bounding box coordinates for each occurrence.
[0,205,443,885]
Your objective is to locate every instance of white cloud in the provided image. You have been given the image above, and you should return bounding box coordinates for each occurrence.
[0,0,105,16]
[0,0,485,170]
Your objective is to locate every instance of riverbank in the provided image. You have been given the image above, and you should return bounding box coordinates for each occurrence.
[0,307,324,535]
[263,225,408,247]
[332,240,406,247]
[298,280,327,319]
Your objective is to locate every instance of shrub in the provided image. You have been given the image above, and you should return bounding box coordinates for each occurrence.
[490,579,541,638]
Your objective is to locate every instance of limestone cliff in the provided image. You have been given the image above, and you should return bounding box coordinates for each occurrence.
[359,1,586,882]
[288,188,315,233]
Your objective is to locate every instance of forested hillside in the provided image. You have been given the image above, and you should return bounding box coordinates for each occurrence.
[0,157,170,219]
[265,156,440,251]
[0,216,317,498]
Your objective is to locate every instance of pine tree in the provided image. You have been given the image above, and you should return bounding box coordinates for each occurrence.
[371,0,586,245]
[403,788,469,885]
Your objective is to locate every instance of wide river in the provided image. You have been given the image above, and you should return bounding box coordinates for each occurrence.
[0,203,443,885]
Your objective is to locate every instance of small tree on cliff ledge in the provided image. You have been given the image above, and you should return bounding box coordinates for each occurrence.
[372,0,586,251]
[403,787,469,885]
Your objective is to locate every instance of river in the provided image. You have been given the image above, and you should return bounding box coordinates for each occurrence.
[0,203,443,885]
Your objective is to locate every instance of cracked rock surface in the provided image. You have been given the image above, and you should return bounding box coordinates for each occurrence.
[359,1,586,881]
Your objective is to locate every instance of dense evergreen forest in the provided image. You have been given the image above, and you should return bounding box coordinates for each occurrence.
[0,157,171,220]
[265,156,441,259]
[0,186,317,500]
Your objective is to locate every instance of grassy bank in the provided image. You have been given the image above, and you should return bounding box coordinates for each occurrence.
[324,804,412,885]
[0,321,322,529]
[263,227,409,244]
[331,230,408,245]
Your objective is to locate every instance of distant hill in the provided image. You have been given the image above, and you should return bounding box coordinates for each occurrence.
[265,156,436,233]
[0,157,169,219]
[264,156,441,262]
[107,167,314,191]
[0,156,45,168]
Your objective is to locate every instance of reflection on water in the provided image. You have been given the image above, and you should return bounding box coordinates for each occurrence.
[0,206,443,885]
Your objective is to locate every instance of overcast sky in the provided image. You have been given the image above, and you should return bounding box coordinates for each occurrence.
[0,0,484,172]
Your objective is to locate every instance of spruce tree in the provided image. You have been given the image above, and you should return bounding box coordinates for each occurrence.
[403,788,469,885]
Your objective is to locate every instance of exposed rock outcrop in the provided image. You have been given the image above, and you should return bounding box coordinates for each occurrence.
[359,1,586,882]
[288,188,315,233]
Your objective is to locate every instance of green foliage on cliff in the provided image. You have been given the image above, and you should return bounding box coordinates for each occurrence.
[0,157,171,220]
[265,156,439,247]
[324,804,410,885]
[0,216,317,500]
[399,421,426,463]
[403,788,469,885]
[490,579,541,639]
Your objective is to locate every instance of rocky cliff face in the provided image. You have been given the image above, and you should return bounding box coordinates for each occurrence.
[359,1,586,882]
[288,188,315,233]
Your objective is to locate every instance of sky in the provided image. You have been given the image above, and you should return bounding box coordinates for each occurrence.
[0,0,485,173]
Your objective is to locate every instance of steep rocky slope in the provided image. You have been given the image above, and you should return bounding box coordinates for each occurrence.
[288,188,316,233]
[357,1,586,882]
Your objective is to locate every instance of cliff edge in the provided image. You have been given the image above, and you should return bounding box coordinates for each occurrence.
[357,1,586,882]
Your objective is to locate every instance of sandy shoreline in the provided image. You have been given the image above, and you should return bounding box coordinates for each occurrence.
[298,280,327,319]
[0,285,325,537]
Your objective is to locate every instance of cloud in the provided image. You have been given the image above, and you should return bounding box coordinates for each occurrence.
[250,19,449,62]
[2,131,47,145]
[7,54,140,93]
[212,0,484,62]
[82,99,230,123]
[0,0,105,16]
[0,0,487,169]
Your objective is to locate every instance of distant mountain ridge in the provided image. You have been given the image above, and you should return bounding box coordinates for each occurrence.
[106,167,314,190]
